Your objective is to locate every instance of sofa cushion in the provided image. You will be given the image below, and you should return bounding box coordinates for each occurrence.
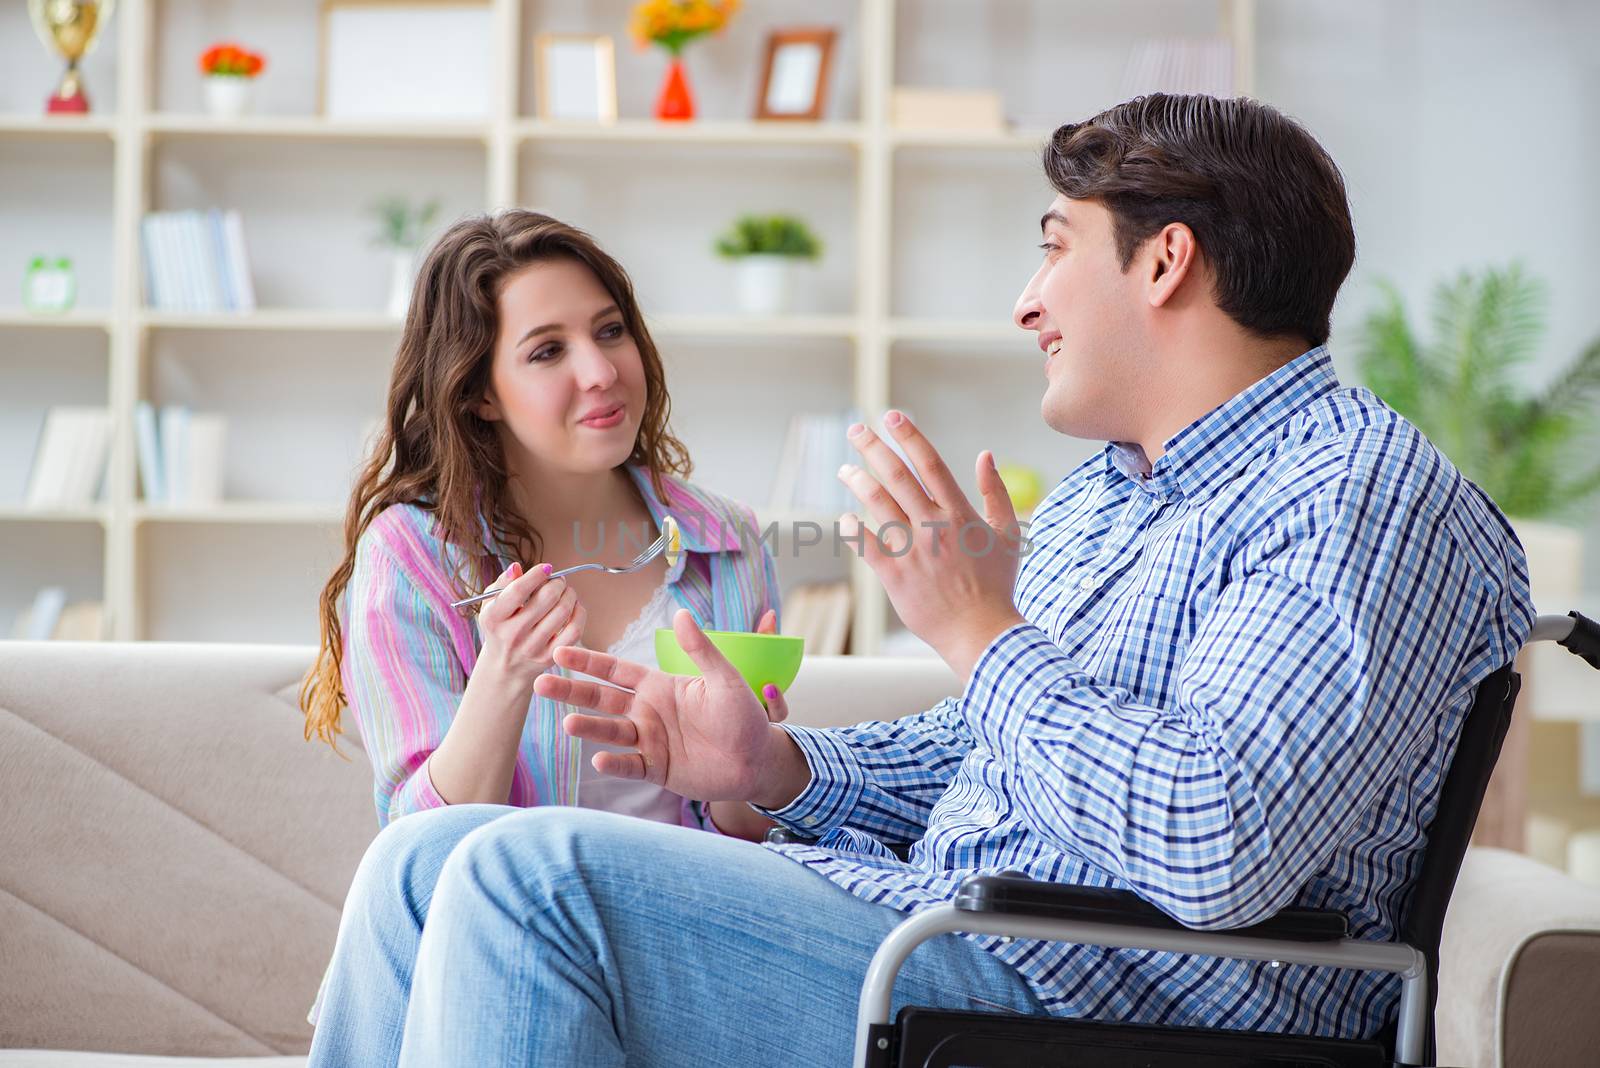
[0,643,376,1057]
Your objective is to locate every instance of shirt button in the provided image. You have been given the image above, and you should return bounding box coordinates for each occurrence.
[1076,574,1096,590]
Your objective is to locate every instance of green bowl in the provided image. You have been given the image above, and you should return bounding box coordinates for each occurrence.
[654,628,805,702]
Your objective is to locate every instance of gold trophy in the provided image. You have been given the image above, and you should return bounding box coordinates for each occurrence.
[28,0,117,115]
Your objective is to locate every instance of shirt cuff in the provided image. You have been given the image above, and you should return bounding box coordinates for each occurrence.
[963,622,1076,757]
[388,757,449,822]
[751,724,865,836]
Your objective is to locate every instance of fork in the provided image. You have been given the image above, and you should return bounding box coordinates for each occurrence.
[450,515,681,610]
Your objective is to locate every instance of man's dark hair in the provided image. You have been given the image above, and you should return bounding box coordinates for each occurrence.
[1044,94,1355,347]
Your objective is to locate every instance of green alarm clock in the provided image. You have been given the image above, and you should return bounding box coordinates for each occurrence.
[24,256,76,313]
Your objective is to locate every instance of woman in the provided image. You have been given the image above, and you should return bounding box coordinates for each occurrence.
[300,209,780,841]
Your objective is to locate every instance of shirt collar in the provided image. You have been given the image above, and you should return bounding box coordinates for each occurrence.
[1103,346,1339,502]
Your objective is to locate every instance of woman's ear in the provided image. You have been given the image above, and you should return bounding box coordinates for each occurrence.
[476,388,501,422]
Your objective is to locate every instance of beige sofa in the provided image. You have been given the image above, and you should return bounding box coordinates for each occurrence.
[3,642,1598,1067]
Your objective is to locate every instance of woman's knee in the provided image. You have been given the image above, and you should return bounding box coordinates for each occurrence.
[350,804,518,911]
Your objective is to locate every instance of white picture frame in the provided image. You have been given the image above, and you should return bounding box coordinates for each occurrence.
[535,34,617,123]
[320,0,492,120]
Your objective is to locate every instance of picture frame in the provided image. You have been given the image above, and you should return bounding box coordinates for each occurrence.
[755,28,836,121]
[319,0,493,120]
[534,34,618,123]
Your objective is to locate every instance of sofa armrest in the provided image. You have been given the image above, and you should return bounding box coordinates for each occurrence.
[1438,847,1600,1068]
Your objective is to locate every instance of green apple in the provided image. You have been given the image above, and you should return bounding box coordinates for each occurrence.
[995,462,1043,514]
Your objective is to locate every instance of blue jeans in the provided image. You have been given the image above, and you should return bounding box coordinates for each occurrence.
[307,804,1042,1067]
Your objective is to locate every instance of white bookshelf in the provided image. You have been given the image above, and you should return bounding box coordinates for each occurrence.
[1,0,1257,648]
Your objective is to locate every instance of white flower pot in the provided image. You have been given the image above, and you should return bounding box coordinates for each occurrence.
[386,250,417,318]
[735,255,797,316]
[203,76,254,118]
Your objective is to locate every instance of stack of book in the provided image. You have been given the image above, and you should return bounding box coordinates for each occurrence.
[23,406,113,510]
[134,401,228,506]
[780,581,852,656]
[10,587,105,641]
[1120,37,1235,99]
[140,209,257,313]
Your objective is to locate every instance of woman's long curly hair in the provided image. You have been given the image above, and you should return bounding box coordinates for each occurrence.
[300,210,691,749]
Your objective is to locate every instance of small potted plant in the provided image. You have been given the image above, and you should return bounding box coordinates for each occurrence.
[199,42,266,118]
[372,196,441,318]
[713,214,822,315]
[629,0,741,121]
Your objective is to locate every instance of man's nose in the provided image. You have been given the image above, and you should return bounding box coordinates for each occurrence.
[1013,274,1044,332]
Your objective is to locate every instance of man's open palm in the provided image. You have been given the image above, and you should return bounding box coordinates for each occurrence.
[534,608,789,802]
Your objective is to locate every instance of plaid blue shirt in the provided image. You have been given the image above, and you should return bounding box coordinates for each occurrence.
[762,347,1534,1039]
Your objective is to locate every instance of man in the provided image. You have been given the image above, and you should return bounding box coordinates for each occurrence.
[307,94,1533,1066]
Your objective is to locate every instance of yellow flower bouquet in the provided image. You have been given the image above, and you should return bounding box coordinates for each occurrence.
[630,0,740,55]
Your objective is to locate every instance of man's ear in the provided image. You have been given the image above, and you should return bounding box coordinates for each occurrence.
[1145,222,1199,309]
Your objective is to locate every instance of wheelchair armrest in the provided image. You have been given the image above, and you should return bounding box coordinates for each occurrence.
[954,873,1350,943]
[1561,610,1600,669]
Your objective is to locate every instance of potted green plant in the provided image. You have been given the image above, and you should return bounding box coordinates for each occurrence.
[713,214,822,315]
[371,196,440,318]
[1358,264,1600,605]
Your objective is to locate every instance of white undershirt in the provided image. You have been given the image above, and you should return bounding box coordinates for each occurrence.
[570,578,685,824]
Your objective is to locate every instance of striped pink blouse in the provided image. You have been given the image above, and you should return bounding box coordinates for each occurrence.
[340,465,781,828]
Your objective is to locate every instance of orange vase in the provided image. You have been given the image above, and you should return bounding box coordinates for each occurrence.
[654,55,695,121]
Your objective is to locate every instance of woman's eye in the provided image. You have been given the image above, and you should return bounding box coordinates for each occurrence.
[1039,242,1062,255]
[598,322,625,341]
[529,343,562,363]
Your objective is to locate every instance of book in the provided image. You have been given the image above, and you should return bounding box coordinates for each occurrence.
[23,406,112,509]
[222,209,257,311]
[779,580,852,656]
[14,587,67,641]
[139,209,257,313]
[134,401,164,502]
[159,405,190,505]
[186,414,228,505]
[53,601,106,640]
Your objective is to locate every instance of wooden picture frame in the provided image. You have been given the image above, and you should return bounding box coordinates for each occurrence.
[534,34,617,123]
[319,0,493,120]
[755,28,836,121]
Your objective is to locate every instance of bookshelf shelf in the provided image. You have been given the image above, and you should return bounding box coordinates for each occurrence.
[650,314,860,339]
[0,507,110,525]
[133,502,345,525]
[1,0,1257,648]
[0,114,116,140]
[516,119,864,148]
[0,310,113,332]
[140,310,404,333]
[888,128,1052,151]
[144,114,490,144]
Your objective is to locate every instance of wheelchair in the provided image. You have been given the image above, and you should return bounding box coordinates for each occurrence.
[771,611,1600,1068]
